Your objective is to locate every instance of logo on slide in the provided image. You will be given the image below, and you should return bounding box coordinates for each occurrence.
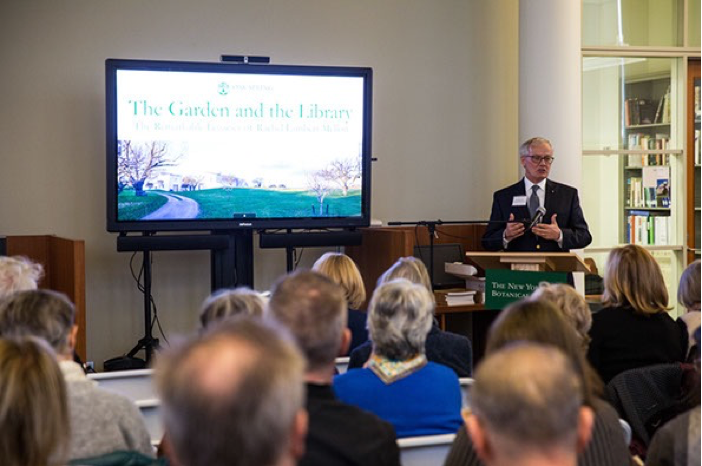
[218,82,230,95]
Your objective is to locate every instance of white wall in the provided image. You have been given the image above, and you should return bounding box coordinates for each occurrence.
[0,0,519,368]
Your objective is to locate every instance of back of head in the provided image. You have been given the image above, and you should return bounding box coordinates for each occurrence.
[603,244,669,314]
[468,343,583,458]
[0,289,75,356]
[199,287,264,329]
[678,260,701,311]
[487,299,599,404]
[530,283,592,349]
[377,256,432,292]
[0,336,69,466]
[0,256,43,298]
[267,270,347,372]
[157,317,306,466]
[312,252,366,309]
[368,279,434,360]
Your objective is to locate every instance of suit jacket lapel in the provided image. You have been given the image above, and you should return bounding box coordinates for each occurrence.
[544,179,557,216]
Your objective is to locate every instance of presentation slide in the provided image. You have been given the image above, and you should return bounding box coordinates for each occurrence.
[115,69,366,221]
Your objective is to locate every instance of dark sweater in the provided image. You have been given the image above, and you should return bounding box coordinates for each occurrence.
[348,324,472,377]
[346,308,369,355]
[300,383,400,466]
[443,398,631,466]
[587,305,686,384]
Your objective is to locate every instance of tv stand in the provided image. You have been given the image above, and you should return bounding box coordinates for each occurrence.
[259,228,362,272]
[114,231,254,365]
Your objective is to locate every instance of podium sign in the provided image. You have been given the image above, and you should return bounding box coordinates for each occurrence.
[485,269,568,309]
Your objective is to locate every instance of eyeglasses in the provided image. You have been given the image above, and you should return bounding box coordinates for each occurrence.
[525,155,555,165]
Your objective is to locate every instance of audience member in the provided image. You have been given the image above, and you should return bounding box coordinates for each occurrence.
[645,327,701,466]
[156,317,308,466]
[0,289,153,460]
[335,278,463,438]
[348,257,473,377]
[444,299,630,466]
[0,255,43,298]
[587,245,686,384]
[268,270,400,466]
[676,260,701,361]
[312,252,369,353]
[530,282,592,350]
[0,336,70,466]
[199,286,264,328]
[464,343,594,466]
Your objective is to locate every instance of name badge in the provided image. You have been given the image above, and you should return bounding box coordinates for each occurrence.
[512,196,527,206]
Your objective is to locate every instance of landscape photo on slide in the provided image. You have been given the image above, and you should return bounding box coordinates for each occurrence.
[116,139,363,221]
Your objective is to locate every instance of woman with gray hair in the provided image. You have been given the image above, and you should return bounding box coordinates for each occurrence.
[348,257,473,376]
[334,279,463,438]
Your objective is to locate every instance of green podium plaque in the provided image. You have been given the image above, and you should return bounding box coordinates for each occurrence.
[485,269,568,309]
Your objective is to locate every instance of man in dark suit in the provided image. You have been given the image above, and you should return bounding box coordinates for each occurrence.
[482,137,592,252]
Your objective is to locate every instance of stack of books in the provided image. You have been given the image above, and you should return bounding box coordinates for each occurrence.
[445,290,477,306]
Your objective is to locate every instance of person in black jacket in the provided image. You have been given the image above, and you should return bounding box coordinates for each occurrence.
[348,257,472,377]
[481,137,591,252]
[587,245,686,384]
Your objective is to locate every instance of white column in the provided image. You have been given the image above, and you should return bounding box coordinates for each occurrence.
[519,0,582,189]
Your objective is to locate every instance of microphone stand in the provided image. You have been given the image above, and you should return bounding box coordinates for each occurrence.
[387,219,498,290]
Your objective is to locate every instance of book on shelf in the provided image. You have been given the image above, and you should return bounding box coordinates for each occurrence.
[625,98,656,126]
[445,290,477,306]
[695,129,700,166]
[626,210,669,246]
[661,86,671,124]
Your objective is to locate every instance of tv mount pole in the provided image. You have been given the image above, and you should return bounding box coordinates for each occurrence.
[126,248,159,364]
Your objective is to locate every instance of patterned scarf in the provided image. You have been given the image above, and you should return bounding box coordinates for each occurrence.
[367,352,427,384]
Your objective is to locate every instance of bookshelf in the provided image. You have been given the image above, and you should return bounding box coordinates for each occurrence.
[582,57,685,316]
[687,59,701,263]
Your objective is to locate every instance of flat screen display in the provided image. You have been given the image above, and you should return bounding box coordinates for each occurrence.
[106,59,372,232]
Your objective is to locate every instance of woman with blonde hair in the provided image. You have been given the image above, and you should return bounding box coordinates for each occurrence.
[348,256,473,377]
[312,252,368,353]
[0,336,70,466]
[587,244,686,383]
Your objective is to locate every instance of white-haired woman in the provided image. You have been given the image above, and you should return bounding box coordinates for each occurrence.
[334,279,462,438]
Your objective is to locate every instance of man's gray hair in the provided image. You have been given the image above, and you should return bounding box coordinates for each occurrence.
[519,137,552,158]
[199,287,264,328]
[368,279,434,360]
[0,255,43,298]
[0,289,75,355]
[157,317,305,466]
[470,342,583,456]
[267,270,347,372]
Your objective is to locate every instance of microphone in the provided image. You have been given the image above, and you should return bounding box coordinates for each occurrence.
[527,206,546,230]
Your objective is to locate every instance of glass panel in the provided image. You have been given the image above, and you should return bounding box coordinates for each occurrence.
[583,0,683,47]
[583,57,678,151]
[690,0,701,47]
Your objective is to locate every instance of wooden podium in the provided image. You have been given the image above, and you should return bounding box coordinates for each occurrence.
[465,251,591,273]
[5,235,86,361]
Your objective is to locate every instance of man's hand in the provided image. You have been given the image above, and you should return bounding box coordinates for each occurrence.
[504,213,525,242]
[532,214,561,241]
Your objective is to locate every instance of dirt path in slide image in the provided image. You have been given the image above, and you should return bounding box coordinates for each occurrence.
[141,192,200,220]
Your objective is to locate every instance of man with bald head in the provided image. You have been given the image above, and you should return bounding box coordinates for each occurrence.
[157,318,308,466]
[464,343,594,466]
